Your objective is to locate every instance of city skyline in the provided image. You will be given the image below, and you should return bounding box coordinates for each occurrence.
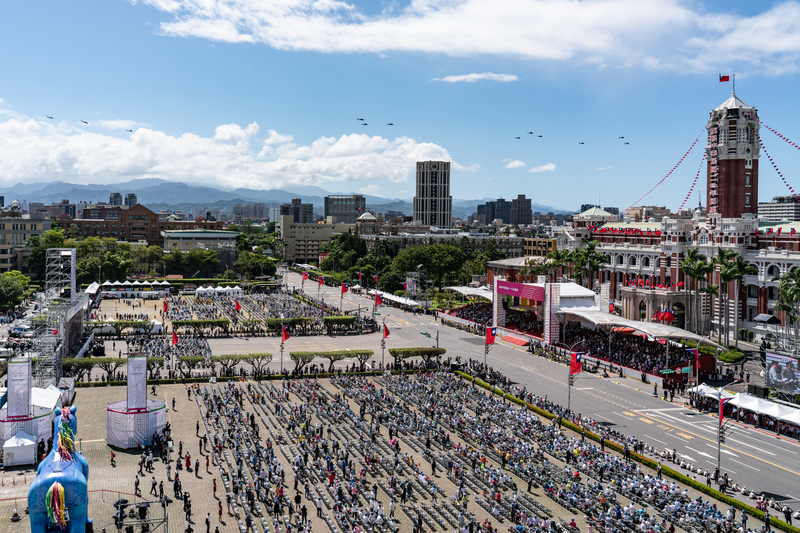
[3,1,800,211]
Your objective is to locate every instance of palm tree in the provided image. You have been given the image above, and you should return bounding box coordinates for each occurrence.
[545,249,571,283]
[774,268,800,355]
[694,259,716,335]
[699,283,719,336]
[732,256,758,350]
[716,248,738,347]
[680,248,705,333]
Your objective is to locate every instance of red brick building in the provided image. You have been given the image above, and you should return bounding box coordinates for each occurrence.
[56,204,224,246]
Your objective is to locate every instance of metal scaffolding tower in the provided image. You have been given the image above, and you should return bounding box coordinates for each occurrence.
[31,248,76,388]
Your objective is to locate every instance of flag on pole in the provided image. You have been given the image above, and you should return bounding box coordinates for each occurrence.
[302,271,309,281]
[235,300,241,311]
[356,271,362,281]
[172,330,178,346]
[719,75,730,82]
[570,352,583,375]
[485,326,496,345]
[341,283,349,294]
[375,293,383,306]
[373,274,378,285]
[281,325,290,342]
[163,300,168,313]
[609,303,615,314]
[319,275,325,286]
[383,324,390,339]
[402,282,407,290]
[50,328,58,335]
[720,397,731,420]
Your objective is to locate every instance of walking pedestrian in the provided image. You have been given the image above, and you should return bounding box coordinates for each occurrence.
[135,475,141,496]
[110,450,116,466]
[206,456,210,472]
[151,476,158,496]
[205,514,211,533]
[218,502,223,522]
[213,478,217,498]
[159,481,164,499]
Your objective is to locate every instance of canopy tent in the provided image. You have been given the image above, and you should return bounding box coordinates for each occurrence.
[728,392,800,423]
[445,286,494,300]
[368,290,422,307]
[350,284,362,290]
[3,430,36,466]
[688,383,735,400]
[102,281,114,286]
[85,282,101,296]
[754,313,781,325]
[556,309,723,350]
[131,281,141,286]
[122,280,132,286]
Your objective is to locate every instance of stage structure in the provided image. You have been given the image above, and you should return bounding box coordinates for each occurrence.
[0,358,61,449]
[32,248,77,388]
[106,355,166,448]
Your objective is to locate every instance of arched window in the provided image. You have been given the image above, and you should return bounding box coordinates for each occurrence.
[629,257,637,267]
[643,257,650,267]
[768,265,779,277]
[768,287,778,300]
[616,255,623,265]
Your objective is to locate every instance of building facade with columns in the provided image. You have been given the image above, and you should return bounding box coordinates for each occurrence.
[489,91,800,343]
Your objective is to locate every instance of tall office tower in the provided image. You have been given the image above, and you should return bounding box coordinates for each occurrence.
[124,193,138,207]
[510,194,533,225]
[324,194,366,224]
[109,192,123,206]
[413,161,452,227]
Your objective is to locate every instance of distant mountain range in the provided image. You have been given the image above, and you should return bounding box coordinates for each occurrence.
[0,179,573,218]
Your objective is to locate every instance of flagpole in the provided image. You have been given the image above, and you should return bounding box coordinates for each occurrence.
[381,319,386,369]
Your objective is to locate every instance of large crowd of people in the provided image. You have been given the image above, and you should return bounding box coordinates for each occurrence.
[563,325,693,377]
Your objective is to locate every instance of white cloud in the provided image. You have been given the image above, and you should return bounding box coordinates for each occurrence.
[594,165,613,171]
[529,163,556,173]
[503,158,526,169]
[358,184,385,197]
[131,0,800,72]
[0,104,466,190]
[96,119,146,131]
[432,73,518,83]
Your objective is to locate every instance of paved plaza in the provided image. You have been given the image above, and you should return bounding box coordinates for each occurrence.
[1,370,769,533]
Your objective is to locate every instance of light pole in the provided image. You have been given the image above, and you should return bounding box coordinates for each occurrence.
[381,318,386,369]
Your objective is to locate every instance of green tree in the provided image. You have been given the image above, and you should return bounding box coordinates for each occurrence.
[0,273,25,309]
[76,236,102,257]
[24,236,47,280]
[101,250,133,282]
[5,270,30,291]
[77,256,102,285]
[185,249,219,274]
[163,249,184,272]
[42,228,66,248]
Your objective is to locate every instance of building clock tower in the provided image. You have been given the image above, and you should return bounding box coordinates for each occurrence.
[706,91,760,218]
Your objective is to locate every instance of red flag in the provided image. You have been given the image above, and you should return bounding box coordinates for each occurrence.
[778,227,783,236]
[373,274,378,285]
[302,271,309,281]
[570,352,583,375]
[485,326,496,345]
[383,324,390,339]
[341,283,349,294]
[281,325,290,342]
[375,293,383,306]
[50,328,58,335]
[319,275,325,286]
[609,303,614,314]
[235,300,241,311]
[402,282,407,290]
[172,330,178,346]
[719,75,730,82]
[357,271,362,281]
[163,300,168,313]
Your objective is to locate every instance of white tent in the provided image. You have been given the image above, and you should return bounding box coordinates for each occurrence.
[688,384,735,400]
[142,280,151,286]
[231,286,243,293]
[102,281,114,286]
[3,430,36,466]
[215,286,226,292]
[122,280,132,286]
[132,280,142,286]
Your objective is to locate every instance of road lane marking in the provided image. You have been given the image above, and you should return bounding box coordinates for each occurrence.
[730,459,759,471]
[726,438,776,455]
[644,434,668,445]
[615,412,634,419]
[594,414,614,422]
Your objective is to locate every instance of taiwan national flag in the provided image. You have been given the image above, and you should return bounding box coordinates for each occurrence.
[570,352,583,375]
[281,325,291,342]
[373,275,378,285]
[163,300,168,313]
[341,283,349,294]
[792,228,797,236]
[302,271,309,281]
[485,326,497,345]
[720,397,731,420]
[356,271,362,281]
[688,348,699,365]
[50,328,58,335]
[778,227,783,236]
[383,324,390,339]
[402,282,407,290]
[375,293,383,306]
[235,300,241,311]
[609,303,615,314]
[172,330,178,346]
[319,275,325,286]
[719,75,730,82]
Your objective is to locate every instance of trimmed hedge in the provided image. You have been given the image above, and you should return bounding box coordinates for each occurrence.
[719,351,745,364]
[455,371,800,533]
[323,316,357,326]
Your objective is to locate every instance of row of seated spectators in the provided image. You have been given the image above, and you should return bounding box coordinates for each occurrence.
[563,323,692,376]
[447,303,541,335]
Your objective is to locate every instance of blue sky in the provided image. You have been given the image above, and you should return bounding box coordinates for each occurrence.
[3,0,800,211]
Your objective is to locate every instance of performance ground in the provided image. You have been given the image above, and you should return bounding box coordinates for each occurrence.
[0,375,770,533]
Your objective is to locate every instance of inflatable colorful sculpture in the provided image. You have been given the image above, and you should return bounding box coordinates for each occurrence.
[29,406,90,533]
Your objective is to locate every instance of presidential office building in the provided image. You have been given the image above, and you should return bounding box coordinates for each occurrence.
[489,91,800,342]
